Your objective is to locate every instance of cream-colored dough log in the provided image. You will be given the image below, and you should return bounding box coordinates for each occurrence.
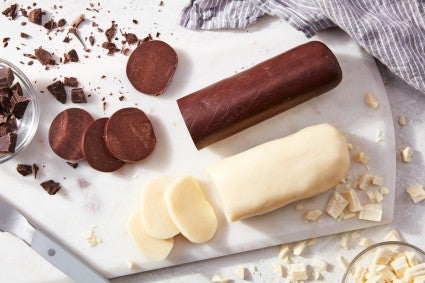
[207,123,350,222]
[140,177,179,239]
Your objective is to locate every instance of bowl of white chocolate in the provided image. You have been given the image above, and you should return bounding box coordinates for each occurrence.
[342,241,425,283]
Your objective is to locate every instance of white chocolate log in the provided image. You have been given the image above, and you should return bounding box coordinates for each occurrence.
[207,123,350,222]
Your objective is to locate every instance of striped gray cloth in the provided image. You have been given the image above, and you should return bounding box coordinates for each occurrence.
[180,0,425,93]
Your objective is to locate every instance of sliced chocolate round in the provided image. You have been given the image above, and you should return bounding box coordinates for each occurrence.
[126,40,178,96]
[48,108,94,161]
[83,118,124,172]
[104,107,156,163]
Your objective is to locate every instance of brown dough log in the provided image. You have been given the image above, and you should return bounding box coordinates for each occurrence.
[177,41,342,150]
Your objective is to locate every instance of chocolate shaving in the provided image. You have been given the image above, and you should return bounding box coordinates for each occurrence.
[47,81,66,104]
[71,88,87,103]
[34,47,56,65]
[40,180,61,195]
[28,8,42,25]
[2,4,18,20]
[33,163,39,178]
[64,49,79,63]
[67,27,85,48]
[64,77,78,87]
[17,164,33,176]
[71,14,84,28]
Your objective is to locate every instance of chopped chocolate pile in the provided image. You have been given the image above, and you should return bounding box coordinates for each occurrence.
[71,88,87,103]
[64,49,79,63]
[0,133,17,154]
[40,180,61,195]
[34,47,56,65]
[2,4,18,20]
[28,8,42,25]
[64,77,78,87]
[47,81,66,104]
[16,164,33,176]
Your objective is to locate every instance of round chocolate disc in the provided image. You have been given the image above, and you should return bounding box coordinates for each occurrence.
[126,40,178,96]
[83,118,125,172]
[104,107,156,163]
[49,108,94,161]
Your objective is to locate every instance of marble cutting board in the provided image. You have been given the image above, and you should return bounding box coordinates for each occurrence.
[0,0,395,281]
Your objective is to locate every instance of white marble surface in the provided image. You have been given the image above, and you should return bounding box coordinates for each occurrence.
[111,63,425,283]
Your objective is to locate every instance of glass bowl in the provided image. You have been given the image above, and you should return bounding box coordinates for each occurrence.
[342,241,425,282]
[0,58,39,163]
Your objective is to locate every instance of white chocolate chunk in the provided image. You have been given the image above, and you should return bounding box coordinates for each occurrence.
[391,255,410,277]
[374,190,384,203]
[373,248,394,265]
[127,212,174,261]
[381,186,390,195]
[272,262,285,277]
[405,251,419,267]
[383,229,402,241]
[402,147,413,163]
[343,189,363,212]
[359,237,371,247]
[304,210,322,221]
[340,234,350,250]
[140,177,179,239]
[207,124,350,222]
[127,260,138,270]
[359,204,383,222]
[235,267,246,280]
[351,232,361,239]
[293,240,307,256]
[337,255,349,271]
[367,190,377,203]
[372,176,384,186]
[403,263,425,282]
[326,192,349,219]
[406,184,425,204]
[353,265,367,283]
[357,173,373,190]
[354,151,369,164]
[399,115,407,126]
[364,93,379,109]
[375,130,384,143]
[376,265,396,281]
[211,274,229,283]
[165,176,218,243]
[288,263,308,281]
[414,275,425,283]
[311,258,328,271]
[343,212,356,219]
[347,142,354,150]
[278,244,290,260]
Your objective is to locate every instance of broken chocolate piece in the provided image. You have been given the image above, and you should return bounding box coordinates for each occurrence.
[0,133,17,153]
[0,67,14,87]
[20,8,28,17]
[102,42,118,55]
[57,18,66,27]
[10,94,30,119]
[44,19,57,31]
[64,77,78,87]
[2,4,18,20]
[34,47,56,65]
[32,163,39,178]
[104,107,156,163]
[17,164,33,176]
[67,27,85,48]
[71,88,87,103]
[71,14,84,28]
[66,162,78,168]
[126,40,178,95]
[28,8,42,25]
[47,81,66,104]
[11,82,23,96]
[20,32,30,39]
[40,180,61,195]
[105,21,116,42]
[0,115,17,136]
[64,49,79,63]
[125,33,137,45]
[88,36,95,46]
[48,108,94,161]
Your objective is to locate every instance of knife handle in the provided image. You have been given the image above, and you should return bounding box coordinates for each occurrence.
[30,229,109,283]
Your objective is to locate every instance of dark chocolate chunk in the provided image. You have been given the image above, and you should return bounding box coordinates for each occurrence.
[0,115,17,136]
[0,67,14,87]
[32,163,39,178]
[126,40,178,96]
[11,82,23,96]
[28,8,42,25]
[57,18,66,27]
[71,14,84,28]
[40,180,61,195]
[44,19,57,31]
[71,88,87,103]
[10,94,30,119]
[104,107,156,163]
[20,32,30,39]
[83,118,124,172]
[47,81,66,104]
[177,41,343,149]
[0,133,17,153]
[105,21,116,42]
[34,47,56,65]
[64,77,78,87]
[17,164,33,176]
[66,162,78,168]
[2,4,18,20]
[64,49,79,63]
[48,108,94,161]
[125,33,137,45]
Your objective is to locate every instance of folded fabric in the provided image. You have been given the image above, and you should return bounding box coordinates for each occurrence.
[180,0,425,94]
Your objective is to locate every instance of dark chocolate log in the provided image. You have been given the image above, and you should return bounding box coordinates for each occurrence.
[177,41,342,150]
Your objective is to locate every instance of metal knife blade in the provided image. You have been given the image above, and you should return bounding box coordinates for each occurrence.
[0,197,109,283]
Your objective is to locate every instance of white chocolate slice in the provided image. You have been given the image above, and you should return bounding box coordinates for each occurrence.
[165,176,218,243]
[140,177,179,239]
[207,123,350,222]
[127,212,174,261]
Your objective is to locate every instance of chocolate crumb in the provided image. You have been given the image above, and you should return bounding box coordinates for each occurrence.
[47,81,66,104]
[71,88,87,103]
[40,180,61,195]
[28,8,42,25]
[102,41,118,55]
[63,36,71,43]
[34,47,56,65]
[44,19,57,31]
[125,33,137,45]
[102,101,107,111]
[64,77,78,87]
[71,14,84,28]
[156,32,160,38]
[17,164,32,176]
[139,34,152,45]
[118,95,125,101]
[64,49,79,63]
[33,163,39,178]
[20,8,28,17]
[101,75,106,79]
[20,32,30,39]
[66,162,78,168]
[68,27,85,48]
[57,18,66,27]
[132,19,138,24]
[159,1,164,6]
[105,21,116,42]
[2,4,18,20]
[89,35,95,46]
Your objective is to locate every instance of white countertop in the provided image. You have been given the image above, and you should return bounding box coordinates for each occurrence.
[111,62,425,283]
